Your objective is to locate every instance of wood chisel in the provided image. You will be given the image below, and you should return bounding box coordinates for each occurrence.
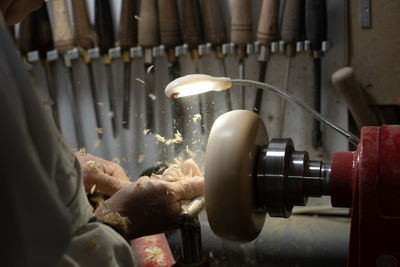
[253,0,280,114]
[305,0,327,149]
[48,0,85,147]
[202,0,232,111]
[119,0,138,130]
[181,0,206,134]
[158,0,184,150]
[279,0,304,136]
[230,0,252,110]
[71,0,103,138]
[138,0,159,133]
[94,0,118,137]
[19,5,60,129]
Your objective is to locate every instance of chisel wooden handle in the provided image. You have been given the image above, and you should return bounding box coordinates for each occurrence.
[19,6,54,58]
[95,0,115,55]
[256,0,280,47]
[35,5,54,58]
[331,67,378,128]
[71,0,94,50]
[118,0,138,49]
[18,13,34,55]
[48,0,74,52]
[305,0,326,53]
[181,0,204,50]
[138,0,159,48]
[203,0,226,45]
[281,0,303,56]
[230,0,252,47]
[158,0,181,48]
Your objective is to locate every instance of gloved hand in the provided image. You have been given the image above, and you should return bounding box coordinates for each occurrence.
[76,152,131,196]
[94,159,204,239]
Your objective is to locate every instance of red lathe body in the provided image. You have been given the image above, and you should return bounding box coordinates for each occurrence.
[331,125,400,266]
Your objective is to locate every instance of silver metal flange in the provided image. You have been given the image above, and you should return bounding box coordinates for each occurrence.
[256,139,331,217]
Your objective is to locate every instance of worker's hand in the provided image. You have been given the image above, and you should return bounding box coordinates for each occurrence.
[94,169,204,239]
[76,152,131,196]
[161,159,202,182]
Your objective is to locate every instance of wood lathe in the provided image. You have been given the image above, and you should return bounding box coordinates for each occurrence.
[205,110,400,266]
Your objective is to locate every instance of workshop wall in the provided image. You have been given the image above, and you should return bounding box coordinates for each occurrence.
[20,0,349,180]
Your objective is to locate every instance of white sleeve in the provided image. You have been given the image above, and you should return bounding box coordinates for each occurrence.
[57,222,135,267]
[0,20,135,267]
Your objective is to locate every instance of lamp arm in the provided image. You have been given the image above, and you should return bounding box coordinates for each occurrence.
[231,79,360,145]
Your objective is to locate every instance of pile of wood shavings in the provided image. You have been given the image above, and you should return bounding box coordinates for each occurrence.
[155,131,183,145]
[151,157,200,180]
[143,247,166,265]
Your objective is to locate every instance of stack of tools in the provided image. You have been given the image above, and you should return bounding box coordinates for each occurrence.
[18,0,334,179]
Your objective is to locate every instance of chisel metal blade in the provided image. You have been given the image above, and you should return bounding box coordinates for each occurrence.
[86,61,103,137]
[104,61,119,137]
[122,60,132,128]
[66,60,85,148]
[144,62,155,132]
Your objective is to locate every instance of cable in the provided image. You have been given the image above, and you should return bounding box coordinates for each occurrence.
[231,79,360,145]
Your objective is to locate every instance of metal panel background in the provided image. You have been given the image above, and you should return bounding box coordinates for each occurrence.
[350,0,400,105]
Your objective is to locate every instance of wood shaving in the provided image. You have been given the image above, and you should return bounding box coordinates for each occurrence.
[136,78,145,84]
[78,147,87,154]
[154,131,183,146]
[193,113,202,123]
[169,131,183,145]
[112,157,120,164]
[96,128,104,134]
[155,134,166,144]
[108,111,114,118]
[146,65,154,74]
[143,129,150,135]
[97,102,103,107]
[137,154,145,163]
[93,139,101,150]
[144,247,165,265]
[149,93,156,101]
[90,184,96,194]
